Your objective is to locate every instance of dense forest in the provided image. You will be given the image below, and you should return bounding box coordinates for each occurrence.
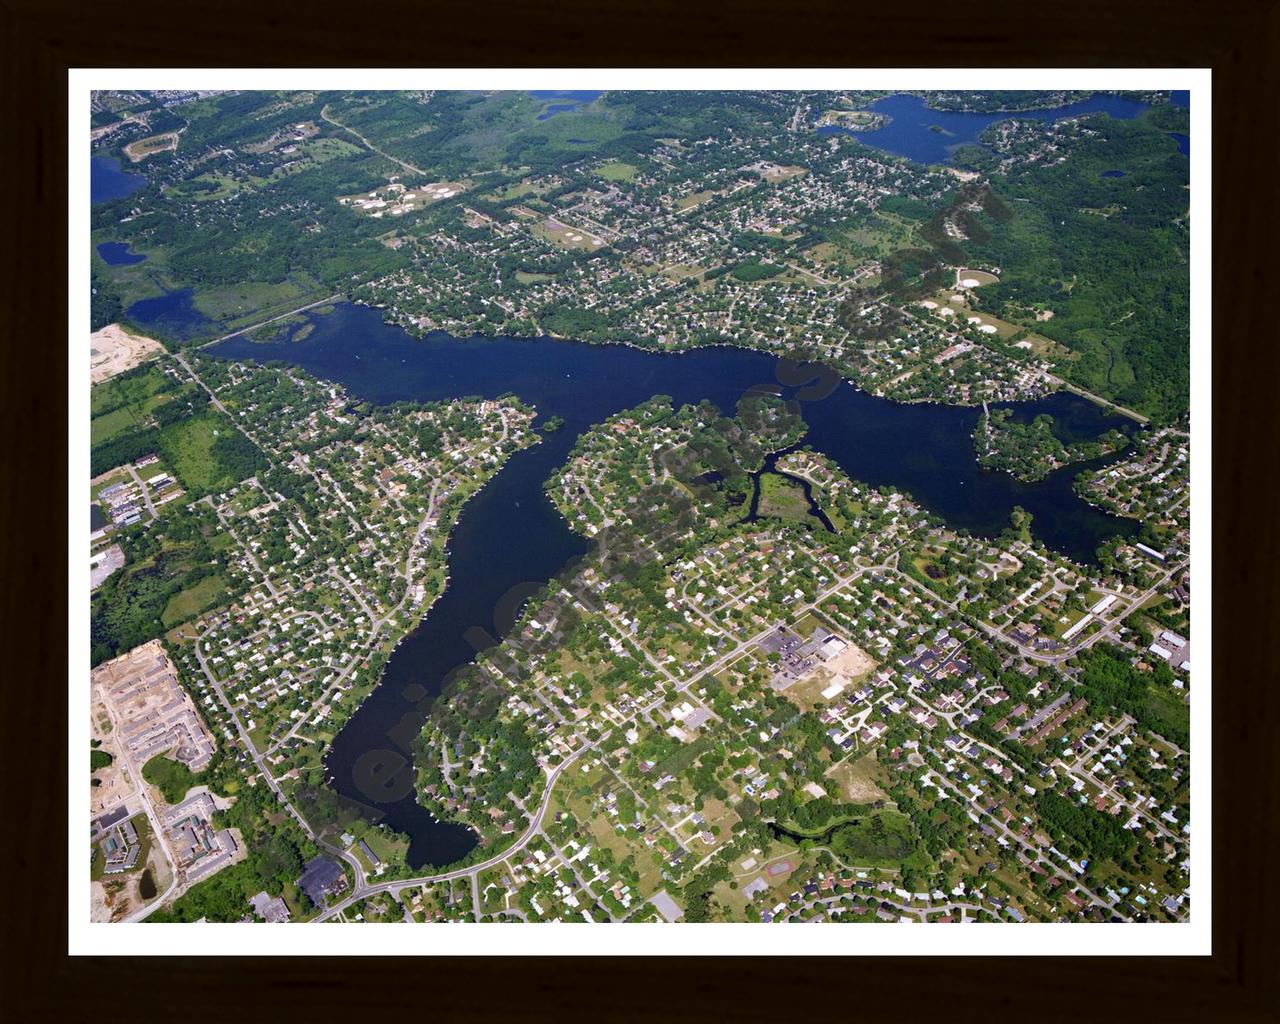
[1072,644,1189,749]
[964,113,1190,421]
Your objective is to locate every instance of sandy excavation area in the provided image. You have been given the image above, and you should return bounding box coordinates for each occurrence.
[826,642,876,682]
[91,324,166,384]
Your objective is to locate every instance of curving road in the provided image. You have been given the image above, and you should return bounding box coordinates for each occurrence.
[314,735,597,921]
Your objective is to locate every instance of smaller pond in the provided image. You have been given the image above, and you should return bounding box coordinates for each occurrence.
[126,288,214,342]
[530,90,604,120]
[138,868,157,900]
[767,817,860,846]
[97,241,148,266]
[743,447,837,533]
[90,503,107,532]
[91,154,147,205]
[1101,169,1127,178]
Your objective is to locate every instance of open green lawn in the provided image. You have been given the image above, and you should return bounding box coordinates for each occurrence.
[1051,606,1088,639]
[354,826,409,869]
[165,172,243,202]
[91,405,144,445]
[161,414,237,493]
[91,362,174,417]
[90,363,183,447]
[161,573,227,628]
[596,160,638,182]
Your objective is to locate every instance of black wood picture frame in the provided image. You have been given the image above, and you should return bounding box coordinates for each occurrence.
[3,0,1275,1019]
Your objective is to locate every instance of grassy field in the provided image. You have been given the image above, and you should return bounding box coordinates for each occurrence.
[491,179,541,201]
[192,274,327,330]
[161,414,237,493]
[165,172,243,202]
[595,160,638,182]
[91,364,177,443]
[1051,606,1088,639]
[354,826,410,869]
[1143,685,1191,747]
[91,361,173,417]
[299,137,362,164]
[827,755,891,805]
[956,268,1000,287]
[161,573,227,628]
[92,405,145,445]
[532,218,608,251]
[676,190,716,212]
[834,210,918,260]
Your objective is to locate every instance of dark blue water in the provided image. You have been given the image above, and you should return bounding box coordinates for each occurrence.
[97,241,148,266]
[1101,169,1127,179]
[530,90,604,120]
[212,301,1137,868]
[529,90,603,102]
[992,390,1136,445]
[91,504,107,531]
[126,288,213,342]
[817,93,1151,165]
[1167,90,1190,154]
[91,155,147,205]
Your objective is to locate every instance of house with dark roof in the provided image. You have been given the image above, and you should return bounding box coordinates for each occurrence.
[297,855,346,907]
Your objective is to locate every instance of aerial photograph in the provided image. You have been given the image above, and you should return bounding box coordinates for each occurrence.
[84,82,1195,934]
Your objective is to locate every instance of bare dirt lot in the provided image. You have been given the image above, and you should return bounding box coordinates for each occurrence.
[827,643,876,680]
[90,687,134,814]
[827,754,891,805]
[92,639,216,772]
[91,324,166,384]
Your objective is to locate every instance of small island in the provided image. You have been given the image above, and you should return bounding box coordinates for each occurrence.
[975,409,1129,481]
[816,108,890,132]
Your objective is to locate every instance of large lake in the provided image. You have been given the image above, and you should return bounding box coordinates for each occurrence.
[213,302,1137,867]
[819,93,1155,165]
